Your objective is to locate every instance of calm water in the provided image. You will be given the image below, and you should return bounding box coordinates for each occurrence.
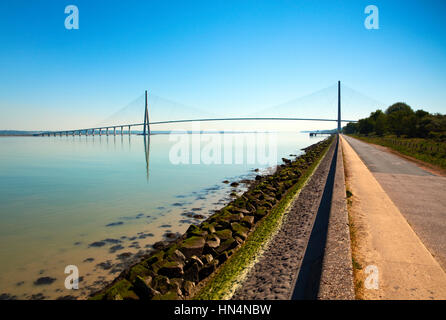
[0,132,324,299]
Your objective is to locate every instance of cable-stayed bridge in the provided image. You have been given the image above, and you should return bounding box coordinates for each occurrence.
[38,82,380,137]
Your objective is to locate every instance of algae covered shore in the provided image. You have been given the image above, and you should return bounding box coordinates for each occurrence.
[91,135,334,300]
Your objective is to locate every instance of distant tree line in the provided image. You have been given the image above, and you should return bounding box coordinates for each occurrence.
[343,102,446,141]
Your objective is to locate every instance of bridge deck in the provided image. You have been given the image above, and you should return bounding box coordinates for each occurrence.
[39,117,357,136]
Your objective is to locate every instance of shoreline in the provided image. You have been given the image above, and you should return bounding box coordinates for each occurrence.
[90,136,334,300]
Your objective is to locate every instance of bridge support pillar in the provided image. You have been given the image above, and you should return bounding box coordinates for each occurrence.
[337,80,341,132]
[121,126,123,135]
[99,129,102,136]
[106,128,109,136]
[113,127,116,136]
[128,125,131,135]
[143,90,150,136]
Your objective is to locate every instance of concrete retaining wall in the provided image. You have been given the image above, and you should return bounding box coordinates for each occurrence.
[317,135,355,299]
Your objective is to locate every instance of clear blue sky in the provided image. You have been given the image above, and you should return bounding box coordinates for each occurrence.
[1,0,445,130]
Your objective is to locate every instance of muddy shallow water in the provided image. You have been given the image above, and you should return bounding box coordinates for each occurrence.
[0,132,324,299]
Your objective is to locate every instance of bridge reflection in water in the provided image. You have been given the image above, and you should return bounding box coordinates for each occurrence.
[58,133,152,181]
[144,134,150,181]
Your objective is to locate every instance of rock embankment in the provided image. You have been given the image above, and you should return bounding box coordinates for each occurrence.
[91,137,334,300]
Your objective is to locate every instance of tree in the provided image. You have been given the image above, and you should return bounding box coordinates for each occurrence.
[343,122,358,134]
[344,103,445,141]
[385,102,414,137]
[369,110,387,136]
[358,118,374,135]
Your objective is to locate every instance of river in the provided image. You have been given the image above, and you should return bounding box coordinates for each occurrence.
[0,132,324,299]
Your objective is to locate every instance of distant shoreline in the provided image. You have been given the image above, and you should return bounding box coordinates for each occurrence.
[0,130,309,137]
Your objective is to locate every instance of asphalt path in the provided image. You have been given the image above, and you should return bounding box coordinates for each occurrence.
[343,135,446,270]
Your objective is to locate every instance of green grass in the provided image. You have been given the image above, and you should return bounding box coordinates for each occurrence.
[193,138,333,300]
[352,257,362,270]
[350,134,446,170]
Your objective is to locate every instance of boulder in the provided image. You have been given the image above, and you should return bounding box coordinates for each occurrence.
[201,254,213,265]
[201,222,216,233]
[199,260,219,281]
[241,216,254,228]
[179,236,205,258]
[128,264,152,282]
[214,223,228,231]
[152,290,182,300]
[186,224,208,237]
[170,278,184,290]
[186,224,199,234]
[133,276,159,300]
[232,207,251,215]
[217,251,228,265]
[214,229,233,241]
[169,249,186,263]
[150,260,165,274]
[105,279,139,300]
[183,262,200,283]
[182,280,195,296]
[234,236,244,246]
[262,184,277,194]
[158,260,184,278]
[254,207,268,221]
[264,195,277,205]
[186,255,204,268]
[153,241,170,250]
[152,275,171,295]
[189,229,207,238]
[215,211,243,228]
[216,238,238,254]
[231,222,249,240]
[259,200,273,209]
[144,251,164,267]
[205,235,220,250]
[203,245,218,257]
[254,191,265,200]
[246,202,256,213]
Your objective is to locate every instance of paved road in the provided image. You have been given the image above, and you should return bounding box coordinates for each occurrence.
[343,135,446,270]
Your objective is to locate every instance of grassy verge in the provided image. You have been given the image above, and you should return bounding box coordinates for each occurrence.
[349,134,446,170]
[193,137,334,300]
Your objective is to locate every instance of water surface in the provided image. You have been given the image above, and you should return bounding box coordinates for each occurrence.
[0,132,324,299]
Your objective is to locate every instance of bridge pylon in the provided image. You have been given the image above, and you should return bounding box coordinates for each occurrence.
[143,90,150,136]
[337,80,341,133]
